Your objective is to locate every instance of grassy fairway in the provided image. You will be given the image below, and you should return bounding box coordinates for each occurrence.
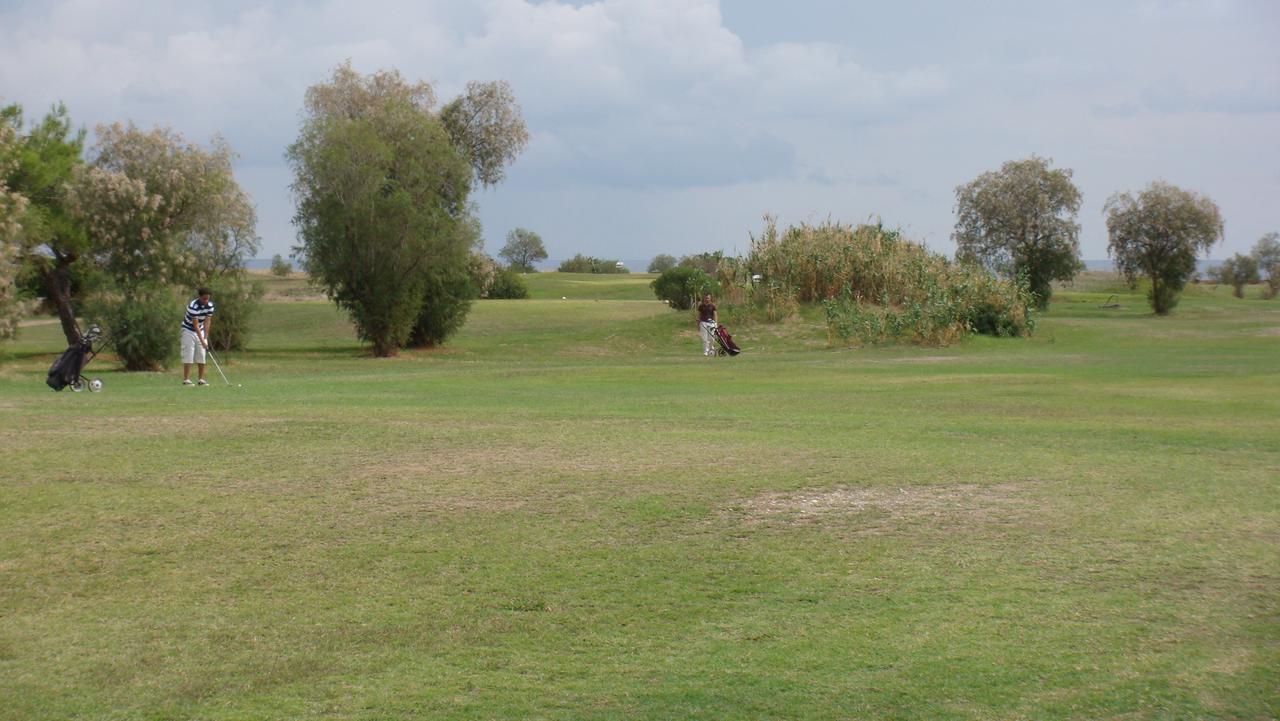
[1,274,1277,720]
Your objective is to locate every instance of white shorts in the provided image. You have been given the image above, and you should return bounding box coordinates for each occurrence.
[181,329,207,364]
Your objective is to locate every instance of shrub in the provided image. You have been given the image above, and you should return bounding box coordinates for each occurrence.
[205,273,264,351]
[558,254,629,274]
[678,251,724,274]
[747,217,1033,345]
[651,267,718,310]
[408,264,474,348]
[91,284,179,371]
[487,266,528,299]
[270,254,293,277]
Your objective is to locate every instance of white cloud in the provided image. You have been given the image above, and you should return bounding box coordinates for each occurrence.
[1,0,1275,259]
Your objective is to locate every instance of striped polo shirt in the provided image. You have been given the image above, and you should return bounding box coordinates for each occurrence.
[182,298,215,332]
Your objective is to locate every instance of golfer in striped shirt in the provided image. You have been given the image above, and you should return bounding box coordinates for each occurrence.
[181,287,215,386]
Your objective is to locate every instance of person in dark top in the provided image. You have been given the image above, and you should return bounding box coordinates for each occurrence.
[697,293,718,356]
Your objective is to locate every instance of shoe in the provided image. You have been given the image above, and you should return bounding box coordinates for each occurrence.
[183,379,194,386]
[197,379,209,386]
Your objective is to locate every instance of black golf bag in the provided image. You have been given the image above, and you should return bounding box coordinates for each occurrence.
[712,323,741,356]
[46,325,106,392]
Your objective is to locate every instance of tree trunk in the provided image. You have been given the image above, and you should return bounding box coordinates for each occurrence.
[44,260,80,345]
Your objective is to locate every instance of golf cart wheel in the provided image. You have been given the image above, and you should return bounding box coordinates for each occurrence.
[89,378,103,392]
[69,379,84,392]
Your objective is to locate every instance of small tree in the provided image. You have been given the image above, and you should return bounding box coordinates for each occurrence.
[2,103,88,345]
[1251,231,1280,299]
[270,253,293,277]
[0,113,28,342]
[953,156,1083,308]
[647,254,676,273]
[499,227,547,272]
[1215,254,1259,298]
[1104,182,1223,315]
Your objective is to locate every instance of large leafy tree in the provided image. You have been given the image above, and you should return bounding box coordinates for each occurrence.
[288,62,527,356]
[498,227,546,272]
[953,156,1083,308]
[1104,181,1223,315]
[1,103,88,344]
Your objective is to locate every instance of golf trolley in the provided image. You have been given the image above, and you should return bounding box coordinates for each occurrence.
[709,322,741,357]
[46,324,108,392]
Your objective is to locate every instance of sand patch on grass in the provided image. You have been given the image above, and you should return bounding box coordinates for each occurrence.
[732,482,1037,531]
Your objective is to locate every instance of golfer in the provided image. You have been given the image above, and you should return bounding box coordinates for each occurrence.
[697,292,718,356]
[181,287,215,386]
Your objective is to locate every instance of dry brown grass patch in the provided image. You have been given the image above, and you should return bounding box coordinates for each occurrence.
[731,482,1038,532]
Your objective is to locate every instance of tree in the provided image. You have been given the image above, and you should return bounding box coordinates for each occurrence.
[1251,231,1280,299]
[270,253,293,277]
[69,122,259,368]
[498,227,547,272]
[647,254,676,273]
[2,103,88,345]
[440,81,529,188]
[1215,254,1259,298]
[953,156,1083,308]
[288,62,527,356]
[1104,181,1223,315]
[0,112,29,342]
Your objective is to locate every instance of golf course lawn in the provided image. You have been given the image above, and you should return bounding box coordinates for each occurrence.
[1,273,1276,720]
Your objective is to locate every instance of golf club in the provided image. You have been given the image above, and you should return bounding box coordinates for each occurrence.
[201,333,236,386]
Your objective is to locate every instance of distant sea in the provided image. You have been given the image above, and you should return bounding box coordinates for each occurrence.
[246,258,1228,276]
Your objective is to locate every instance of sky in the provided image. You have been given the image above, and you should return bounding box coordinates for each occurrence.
[2,0,1277,264]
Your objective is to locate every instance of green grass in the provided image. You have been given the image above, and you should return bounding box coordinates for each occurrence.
[1,275,1277,720]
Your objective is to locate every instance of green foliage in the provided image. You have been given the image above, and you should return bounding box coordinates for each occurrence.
[289,65,474,357]
[650,266,718,310]
[0,115,26,342]
[408,263,474,348]
[678,251,725,274]
[90,284,179,371]
[558,254,630,274]
[438,80,530,188]
[953,156,1083,307]
[1105,182,1223,315]
[289,63,526,356]
[1251,231,1280,300]
[205,273,265,351]
[747,217,1033,345]
[647,254,676,273]
[270,254,293,277]
[498,227,546,272]
[2,102,87,345]
[487,266,529,299]
[1214,254,1259,299]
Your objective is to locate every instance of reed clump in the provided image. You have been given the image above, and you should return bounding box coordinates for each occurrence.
[738,217,1034,346]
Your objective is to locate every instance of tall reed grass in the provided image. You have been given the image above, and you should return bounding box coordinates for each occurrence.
[728,217,1034,345]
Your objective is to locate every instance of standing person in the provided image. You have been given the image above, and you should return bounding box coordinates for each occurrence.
[697,292,718,356]
[181,287,215,386]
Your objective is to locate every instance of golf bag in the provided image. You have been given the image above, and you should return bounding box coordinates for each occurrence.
[46,325,106,392]
[712,323,741,356]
